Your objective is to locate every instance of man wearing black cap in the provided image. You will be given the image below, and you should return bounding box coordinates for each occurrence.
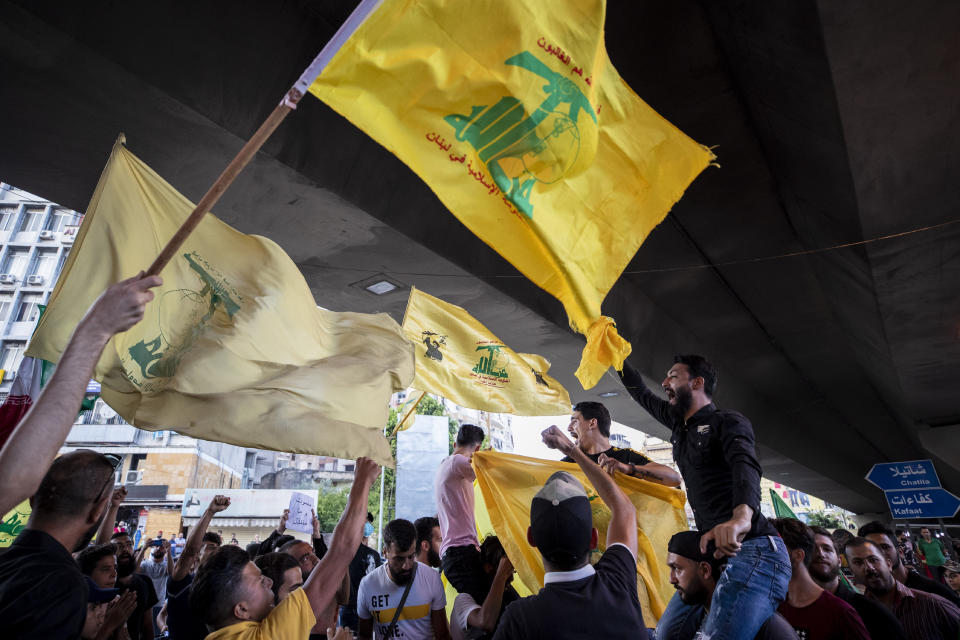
[660,530,797,640]
[619,355,789,640]
[492,425,645,639]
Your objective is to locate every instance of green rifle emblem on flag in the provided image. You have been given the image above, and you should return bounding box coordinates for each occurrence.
[445,51,596,218]
[473,344,510,379]
[127,252,243,384]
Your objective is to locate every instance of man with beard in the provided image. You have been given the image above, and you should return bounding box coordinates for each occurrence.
[770,518,869,640]
[659,530,796,640]
[857,521,960,606]
[561,401,681,487]
[619,355,788,640]
[415,516,442,568]
[0,449,119,638]
[110,530,158,640]
[844,537,960,639]
[0,276,159,639]
[357,518,450,640]
[807,525,906,640]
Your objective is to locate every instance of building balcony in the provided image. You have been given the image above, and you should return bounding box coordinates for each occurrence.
[65,423,138,444]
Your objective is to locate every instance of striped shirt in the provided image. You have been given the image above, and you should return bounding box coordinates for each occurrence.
[867,580,960,640]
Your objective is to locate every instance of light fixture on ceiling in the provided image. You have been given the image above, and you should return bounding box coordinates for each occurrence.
[349,273,406,296]
[598,391,619,398]
[365,280,397,295]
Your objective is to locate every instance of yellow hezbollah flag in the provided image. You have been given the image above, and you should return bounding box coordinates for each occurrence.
[0,500,30,548]
[25,140,413,466]
[309,0,714,389]
[472,451,687,624]
[401,287,571,417]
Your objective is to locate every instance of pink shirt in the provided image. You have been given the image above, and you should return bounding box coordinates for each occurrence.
[435,453,478,557]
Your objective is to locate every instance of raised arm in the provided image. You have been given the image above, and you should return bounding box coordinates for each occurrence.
[171,495,230,581]
[303,457,380,618]
[542,426,637,555]
[466,556,514,632]
[618,359,673,428]
[0,274,161,515]
[96,486,127,544]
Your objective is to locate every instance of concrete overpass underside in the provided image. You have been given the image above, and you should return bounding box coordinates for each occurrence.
[1,0,958,518]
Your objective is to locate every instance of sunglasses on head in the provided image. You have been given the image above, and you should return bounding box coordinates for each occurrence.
[92,454,124,505]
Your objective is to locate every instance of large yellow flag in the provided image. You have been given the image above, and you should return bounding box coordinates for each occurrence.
[25,140,414,466]
[309,0,714,389]
[472,451,687,624]
[402,287,570,417]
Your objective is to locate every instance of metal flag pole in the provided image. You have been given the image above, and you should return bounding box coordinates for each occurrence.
[144,0,382,276]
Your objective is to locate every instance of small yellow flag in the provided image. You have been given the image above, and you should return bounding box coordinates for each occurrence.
[401,287,571,418]
[472,451,687,625]
[25,140,414,466]
[309,0,714,389]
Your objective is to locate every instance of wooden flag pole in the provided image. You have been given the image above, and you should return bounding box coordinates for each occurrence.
[144,92,299,276]
[143,0,382,276]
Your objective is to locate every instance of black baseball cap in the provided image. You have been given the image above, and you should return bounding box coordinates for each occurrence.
[529,471,593,564]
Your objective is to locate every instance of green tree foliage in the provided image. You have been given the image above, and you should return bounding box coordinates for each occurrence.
[315,486,349,532]
[806,511,844,529]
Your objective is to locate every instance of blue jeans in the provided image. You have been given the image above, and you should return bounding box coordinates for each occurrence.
[655,536,790,640]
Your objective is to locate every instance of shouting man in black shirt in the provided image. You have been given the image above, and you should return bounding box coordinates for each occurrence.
[562,401,681,487]
[619,355,789,640]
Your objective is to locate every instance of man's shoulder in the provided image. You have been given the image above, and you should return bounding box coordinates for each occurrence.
[818,588,859,615]
[606,447,651,465]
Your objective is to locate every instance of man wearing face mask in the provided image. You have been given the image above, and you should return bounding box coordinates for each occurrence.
[357,518,450,640]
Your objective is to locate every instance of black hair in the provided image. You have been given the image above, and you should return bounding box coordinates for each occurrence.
[254,552,300,604]
[414,516,439,550]
[33,450,114,520]
[480,535,506,568]
[772,518,815,567]
[367,512,374,523]
[110,531,130,541]
[191,545,249,630]
[245,542,260,561]
[673,354,718,397]
[278,538,309,554]
[572,401,611,437]
[382,518,417,552]
[202,531,223,546]
[844,536,882,557]
[808,525,838,554]
[456,424,485,447]
[857,521,897,548]
[76,543,117,576]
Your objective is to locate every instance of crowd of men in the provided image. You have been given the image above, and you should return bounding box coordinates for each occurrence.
[0,277,959,640]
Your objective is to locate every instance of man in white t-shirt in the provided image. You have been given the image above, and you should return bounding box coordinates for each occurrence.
[450,536,514,640]
[358,518,450,640]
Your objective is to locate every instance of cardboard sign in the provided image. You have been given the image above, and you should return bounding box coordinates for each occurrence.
[286,491,315,534]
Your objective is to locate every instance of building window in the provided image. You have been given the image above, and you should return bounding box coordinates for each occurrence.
[0,342,26,378]
[19,208,45,233]
[47,209,79,232]
[0,205,17,231]
[2,249,30,279]
[14,293,43,323]
[0,294,13,322]
[30,249,57,282]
